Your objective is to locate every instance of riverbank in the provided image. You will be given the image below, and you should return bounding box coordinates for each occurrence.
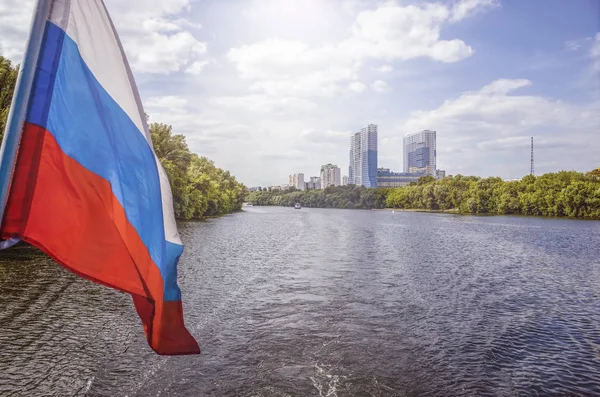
[247,171,600,220]
[375,208,461,214]
[250,202,600,220]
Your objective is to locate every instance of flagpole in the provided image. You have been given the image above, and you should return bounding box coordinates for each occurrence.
[0,0,52,229]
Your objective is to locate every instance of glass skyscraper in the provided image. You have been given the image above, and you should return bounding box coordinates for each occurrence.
[349,124,378,188]
[403,130,436,176]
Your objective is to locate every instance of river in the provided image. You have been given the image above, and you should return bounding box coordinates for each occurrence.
[1,207,600,396]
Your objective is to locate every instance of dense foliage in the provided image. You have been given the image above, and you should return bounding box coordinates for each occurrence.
[150,122,246,220]
[0,56,244,220]
[248,171,600,219]
[249,185,389,209]
[0,56,19,141]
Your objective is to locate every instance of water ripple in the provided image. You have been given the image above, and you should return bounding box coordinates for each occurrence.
[1,209,600,396]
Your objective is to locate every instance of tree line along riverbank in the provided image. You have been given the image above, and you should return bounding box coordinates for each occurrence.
[247,171,600,219]
[150,122,246,220]
[1,56,245,221]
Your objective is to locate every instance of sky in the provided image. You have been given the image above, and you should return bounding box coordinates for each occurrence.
[1,0,599,187]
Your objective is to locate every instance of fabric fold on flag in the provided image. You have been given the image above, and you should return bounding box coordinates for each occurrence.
[0,0,199,355]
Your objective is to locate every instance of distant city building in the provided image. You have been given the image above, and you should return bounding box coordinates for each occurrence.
[289,173,305,190]
[342,176,348,186]
[349,124,378,187]
[248,186,262,192]
[403,130,436,176]
[377,168,425,188]
[436,169,446,179]
[305,176,321,190]
[320,164,341,188]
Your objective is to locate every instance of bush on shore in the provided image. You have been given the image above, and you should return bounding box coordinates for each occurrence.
[247,171,600,219]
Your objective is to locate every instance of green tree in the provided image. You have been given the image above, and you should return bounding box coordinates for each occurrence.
[150,123,192,217]
[587,168,600,178]
[0,56,19,141]
[248,171,600,220]
[496,181,523,215]
[418,175,436,185]
[149,122,246,220]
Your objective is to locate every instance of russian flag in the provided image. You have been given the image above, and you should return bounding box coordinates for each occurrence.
[0,0,200,355]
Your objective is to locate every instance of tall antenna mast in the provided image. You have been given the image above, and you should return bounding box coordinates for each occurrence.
[530,137,534,176]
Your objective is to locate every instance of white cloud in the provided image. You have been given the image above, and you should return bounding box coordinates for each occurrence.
[562,33,600,74]
[401,78,600,176]
[565,40,582,51]
[348,2,472,62]
[0,0,34,61]
[429,39,474,63]
[300,129,350,144]
[477,136,578,152]
[185,60,210,75]
[341,0,373,16]
[212,95,316,113]
[0,0,207,75]
[376,64,393,73]
[404,79,580,133]
[105,0,192,21]
[348,81,367,93]
[227,39,358,97]
[372,80,391,93]
[142,18,182,33]
[449,0,499,23]
[257,149,306,160]
[126,31,206,74]
[479,79,531,95]
[590,32,600,72]
[113,4,207,75]
[146,95,188,109]
[145,108,256,160]
[227,0,491,99]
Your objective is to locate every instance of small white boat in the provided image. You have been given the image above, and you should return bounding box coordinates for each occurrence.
[294,203,301,209]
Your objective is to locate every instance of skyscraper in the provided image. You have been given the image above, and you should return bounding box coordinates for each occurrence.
[305,176,321,190]
[349,124,378,187]
[320,164,341,189]
[403,130,436,176]
[289,173,304,190]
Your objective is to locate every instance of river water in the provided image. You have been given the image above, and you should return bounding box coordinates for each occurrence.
[1,207,600,396]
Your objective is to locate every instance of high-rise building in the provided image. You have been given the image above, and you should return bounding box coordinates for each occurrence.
[294,173,305,190]
[305,176,321,190]
[289,173,305,190]
[403,130,436,176]
[349,124,378,187]
[348,148,354,185]
[342,176,348,186]
[320,164,341,189]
